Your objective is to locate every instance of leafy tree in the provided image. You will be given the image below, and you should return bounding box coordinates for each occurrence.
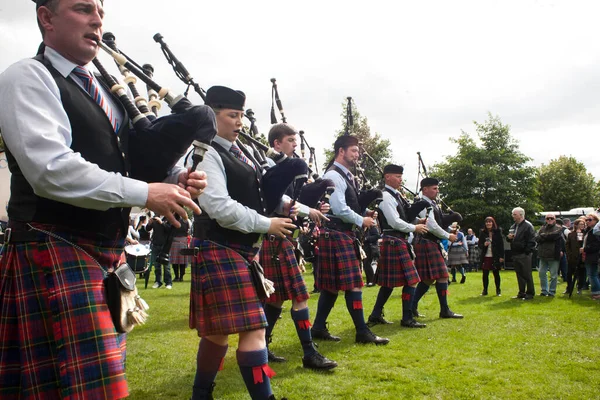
[537,156,597,210]
[430,113,541,231]
[323,99,392,188]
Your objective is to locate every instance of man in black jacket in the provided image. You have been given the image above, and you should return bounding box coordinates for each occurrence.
[507,207,536,299]
[535,214,564,296]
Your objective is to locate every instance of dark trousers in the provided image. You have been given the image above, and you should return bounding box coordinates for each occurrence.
[512,253,535,296]
[482,269,501,292]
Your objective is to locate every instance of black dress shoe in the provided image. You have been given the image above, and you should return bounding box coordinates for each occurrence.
[367,315,393,326]
[460,276,466,284]
[302,351,338,370]
[481,291,488,296]
[400,319,426,328]
[267,349,287,363]
[311,327,341,342]
[355,329,390,345]
[439,309,464,319]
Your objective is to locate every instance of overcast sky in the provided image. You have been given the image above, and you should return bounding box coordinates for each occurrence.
[1,0,599,194]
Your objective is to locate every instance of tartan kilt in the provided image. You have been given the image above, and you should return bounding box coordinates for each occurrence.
[468,244,480,264]
[260,236,309,303]
[376,236,420,287]
[0,224,129,400]
[315,229,364,291]
[447,246,469,266]
[414,238,449,281]
[169,236,189,265]
[189,239,267,337]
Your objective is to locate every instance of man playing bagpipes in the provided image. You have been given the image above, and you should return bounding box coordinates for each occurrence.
[311,135,390,345]
[259,123,337,370]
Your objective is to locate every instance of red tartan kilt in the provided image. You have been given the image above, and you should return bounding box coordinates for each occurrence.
[315,230,364,291]
[0,224,129,400]
[260,237,309,303]
[189,239,267,337]
[169,236,189,265]
[376,237,420,287]
[414,239,449,281]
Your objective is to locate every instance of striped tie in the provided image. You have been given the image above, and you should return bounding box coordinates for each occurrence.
[229,143,256,171]
[72,66,118,133]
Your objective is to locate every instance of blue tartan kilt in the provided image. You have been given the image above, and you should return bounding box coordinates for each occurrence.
[260,236,309,303]
[190,239,267,337]
[0,223,129,400]
[414,238,449,281]
[315,229,364,291]
[376,236,420,287]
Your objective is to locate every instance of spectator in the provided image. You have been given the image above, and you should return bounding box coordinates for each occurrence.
[565,218,586,294]
[535,213,564,297]
[170,218,190,282]
[146,216,173,289]
[507,207,536,300]
[362,224,380,287]
[556,218,570,282]
[466,228,480,272]
[136,214,151,247]
[126,216,140,245]
[447,223,468,284]
[582,213,600,300]
[478,216,505,296]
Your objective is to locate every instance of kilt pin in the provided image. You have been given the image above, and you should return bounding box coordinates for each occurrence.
[0,225,129,400]
[414,238,449,281]
[315,229,364,291]
[189,238,267,337]
[376,236,420,287]
[260,236,310,304]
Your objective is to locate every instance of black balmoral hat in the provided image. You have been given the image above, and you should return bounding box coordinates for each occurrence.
[333,135,359,153]
[420,177,439,188]
[205,86,245,111]
[383,164,404,175]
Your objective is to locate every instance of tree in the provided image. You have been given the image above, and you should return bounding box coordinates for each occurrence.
[323,99,392,188]
[430,113,541,231]
[537,156,597,210]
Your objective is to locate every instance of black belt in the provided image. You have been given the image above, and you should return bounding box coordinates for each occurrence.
[2,227,45,244]
[382,230,408,239]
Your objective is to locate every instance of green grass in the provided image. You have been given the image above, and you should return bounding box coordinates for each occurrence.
[126,268,600,399]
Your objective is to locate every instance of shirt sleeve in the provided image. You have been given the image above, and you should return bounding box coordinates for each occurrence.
[379,192,415,233]
[0,59,148,211]
[324,170,363,227]
[197,147,271,234]
[425,208,450,240]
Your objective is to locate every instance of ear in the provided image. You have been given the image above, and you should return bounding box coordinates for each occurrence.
[38,6,56,33]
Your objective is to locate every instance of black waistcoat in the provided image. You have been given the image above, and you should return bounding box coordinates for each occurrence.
[423,200,445,242]
[379,187,408,231]
[194,142,266,247]
[5,55,131,238]
[327,165,361,214]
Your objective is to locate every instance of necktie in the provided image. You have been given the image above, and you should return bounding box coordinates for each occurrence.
[72,66,118,133]
[230,143,256,171]
[347,172,357,190]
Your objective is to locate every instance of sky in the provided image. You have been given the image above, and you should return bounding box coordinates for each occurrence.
[1,0,600,195]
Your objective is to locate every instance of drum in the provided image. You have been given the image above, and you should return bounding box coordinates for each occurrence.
[125,244,151,273]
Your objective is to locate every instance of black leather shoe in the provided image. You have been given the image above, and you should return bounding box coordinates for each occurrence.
[400,319,426,328]
[302,351,338,370]
[481,291,488,296]
[367,315,393,326]
[311,327,341,342]
[460,276,466,284]
[412,309,425,318]
[267,349,286,363]
[439,309,464,319]
[355,329,390,345]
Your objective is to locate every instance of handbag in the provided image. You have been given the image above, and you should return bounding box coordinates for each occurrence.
[104,263,149,333]
[248,260,275,300]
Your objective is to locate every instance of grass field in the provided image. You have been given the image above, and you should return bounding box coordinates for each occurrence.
[126,267,600,400]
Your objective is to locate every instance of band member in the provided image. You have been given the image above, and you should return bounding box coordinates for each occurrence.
[190,86,296,400]
[367,164,429,328]
[311,135,390,345]
[260,123,337,370]
[0,1,210,399]
[411,178,464,319]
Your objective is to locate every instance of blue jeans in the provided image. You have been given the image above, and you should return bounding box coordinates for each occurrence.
[584,262,600,295]
[538,259,559,295]
[149,244,172,285]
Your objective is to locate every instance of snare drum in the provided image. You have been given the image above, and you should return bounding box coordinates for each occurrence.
[125,244,151,273]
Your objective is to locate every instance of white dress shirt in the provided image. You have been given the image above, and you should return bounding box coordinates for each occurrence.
[0,46,162,211]
[322,161,363,227]
[380,184,416,233]
[417,194,450,240]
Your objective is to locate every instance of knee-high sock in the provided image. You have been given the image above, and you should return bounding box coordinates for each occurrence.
[192,339,228,395]
[493,269,501,291]
[312,290,338,331]
[412,281,430,310]
[263,303,282,346]
[401,286,416,321]
[345,290,368,333]
[436,281,450,311]
[459,266,466,277]
[370,286,393,318]
[291,307,317,357]
[237,348,274,400]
